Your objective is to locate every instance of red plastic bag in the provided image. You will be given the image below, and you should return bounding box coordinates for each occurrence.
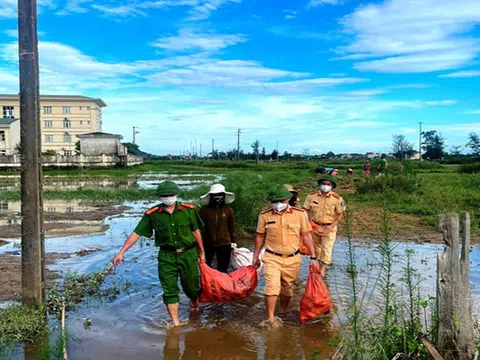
[300,264,333,324]
[199,263,258,303]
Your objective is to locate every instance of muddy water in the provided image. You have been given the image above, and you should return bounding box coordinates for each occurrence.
[1,202,479,359]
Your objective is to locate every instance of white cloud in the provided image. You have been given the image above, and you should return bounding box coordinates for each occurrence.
[151,29,246,52]
[308,0,342,7]
[439,70,480,78]
[186,0,242,21]
[283,9,297,20]
[56,0,92,15]
[337,0,480,73]
[3,29,18,38]
[465,109,480,115]
[91,4,147,17]
[346,89,388,96]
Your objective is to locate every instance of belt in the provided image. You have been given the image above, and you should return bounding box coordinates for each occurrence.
[312,219,332,226]
[265,249,300,258]
[161,244,196,253]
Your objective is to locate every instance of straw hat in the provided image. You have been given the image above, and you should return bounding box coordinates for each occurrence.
[200,184,235,204]
[283,184,299,198]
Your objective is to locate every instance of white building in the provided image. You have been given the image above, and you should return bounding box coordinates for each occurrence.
[0,118,20,155]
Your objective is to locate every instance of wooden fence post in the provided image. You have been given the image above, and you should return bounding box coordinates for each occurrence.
[436,213,475,360]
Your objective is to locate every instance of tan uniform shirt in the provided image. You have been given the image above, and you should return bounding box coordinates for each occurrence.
[256,206,312,255]
[303,191,346,225]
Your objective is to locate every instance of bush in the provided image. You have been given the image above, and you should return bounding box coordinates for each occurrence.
[356,175,419,194]
[458,163,480,174]
[42,150,56,156]
[387,162,404,176]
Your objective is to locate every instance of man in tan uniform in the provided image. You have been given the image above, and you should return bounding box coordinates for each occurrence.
[253,185,317,325]
[303,175,346,277]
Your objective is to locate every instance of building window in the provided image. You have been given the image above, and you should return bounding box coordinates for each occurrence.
[79,107,82,110]
[87,106,90,110]
[63,118,71,128]
[64,133,72,143]
[44,120,53,128]
[0,150,6,155]
[0,202,8,210]
[63,106,71,114]
[2,106,14,119]
[47,207,56,212]
[64,150,73,156]
[45,135,54,142]
[0,131,5,141]
[66,207,73,212]
[80,121,83,125]
[44,106,52,114]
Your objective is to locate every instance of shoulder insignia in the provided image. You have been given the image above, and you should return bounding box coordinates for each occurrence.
[292,207,304,212]
[309,191,318,195]
[145,206,159,215]
[261,208,272,214]
[181,202,195,209]
[331,192,341,199]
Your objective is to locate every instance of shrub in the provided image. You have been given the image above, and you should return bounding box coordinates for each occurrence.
[387,162,404,176]
[356,175,419,194]
[458,163,480,174]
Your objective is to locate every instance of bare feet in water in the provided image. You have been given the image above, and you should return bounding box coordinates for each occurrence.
[259,317,284,329]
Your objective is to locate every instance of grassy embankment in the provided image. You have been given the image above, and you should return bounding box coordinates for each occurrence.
[0,160,479,236]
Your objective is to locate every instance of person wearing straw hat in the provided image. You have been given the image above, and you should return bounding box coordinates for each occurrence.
[199,184,236,273]
[303,175,346,277]
[113,181,206,327]
[283,184,300,208]
[253,185,316,326]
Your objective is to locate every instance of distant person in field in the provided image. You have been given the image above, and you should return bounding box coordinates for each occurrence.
[363,160,371,175]
[284,184,300,208]
[346,168,354,177]
[199,184,236,273]
[303,175,346,277]
[377,155,388,176]
[113,181,206,327]
[253,185,316,327]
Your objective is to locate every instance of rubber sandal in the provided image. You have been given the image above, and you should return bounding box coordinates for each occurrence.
[189,301,200,313]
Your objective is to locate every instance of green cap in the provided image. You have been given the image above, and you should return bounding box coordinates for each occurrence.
[156,181,180,196]
[266,185,294,202]
[317,175,337,189]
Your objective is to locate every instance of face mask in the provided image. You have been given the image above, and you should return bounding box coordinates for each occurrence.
[161,196,177,206]
[320,185,332,193]
[211,195,225,205]
[271,202,288,212]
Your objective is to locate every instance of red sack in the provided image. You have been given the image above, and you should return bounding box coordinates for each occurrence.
[199,263,258,303]
[300,264,333,324]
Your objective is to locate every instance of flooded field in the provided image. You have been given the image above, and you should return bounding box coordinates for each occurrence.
[0,199,479,359]
[1,172,479,359]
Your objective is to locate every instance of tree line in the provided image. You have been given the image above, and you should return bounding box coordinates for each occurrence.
[392,131,480,161]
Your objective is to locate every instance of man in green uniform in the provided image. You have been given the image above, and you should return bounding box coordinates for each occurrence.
[113,181,206,327]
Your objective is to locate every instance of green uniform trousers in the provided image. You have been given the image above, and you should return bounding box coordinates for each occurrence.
[158,247,201,305]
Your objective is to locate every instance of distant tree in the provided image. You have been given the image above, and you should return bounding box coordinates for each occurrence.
[122,142,140,155]
[75,141,81,154]
[326,151,335,159]
[251,139,260,163]
[271,149,278,161]
[450,146,463,156]
[422,130,446,160]
[466,132,480,158]
[261,147,266,160]
[14,142,22,154]
[302,148,310,157]
[283,151,292,160]
[392,134,415,160]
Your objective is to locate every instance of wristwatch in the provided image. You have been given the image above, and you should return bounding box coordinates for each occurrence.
[310,256,317,260]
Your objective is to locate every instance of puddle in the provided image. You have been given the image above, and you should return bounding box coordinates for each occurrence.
[0,173,222,191]
[2,201,479,359]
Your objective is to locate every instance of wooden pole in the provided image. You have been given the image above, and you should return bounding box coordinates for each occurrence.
[18,0,45,305]
[436,213,475,360]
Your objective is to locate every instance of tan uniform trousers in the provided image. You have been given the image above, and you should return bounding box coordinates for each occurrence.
[312,228,337,265]
[263,251,302,297]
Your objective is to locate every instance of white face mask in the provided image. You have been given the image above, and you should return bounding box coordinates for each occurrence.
[271,202,288,212]
[161,196,177,206]
[320,185,332,193]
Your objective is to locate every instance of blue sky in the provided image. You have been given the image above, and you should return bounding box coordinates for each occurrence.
[0,0,479,155]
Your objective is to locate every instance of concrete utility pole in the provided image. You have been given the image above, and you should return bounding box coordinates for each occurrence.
[419,122,423,161]
[133,126,140,145]
[18,0,45,305]
[236,128,242,161]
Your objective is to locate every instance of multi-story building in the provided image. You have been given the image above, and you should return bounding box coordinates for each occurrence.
[0,94,106,155]
[0,118,20,155]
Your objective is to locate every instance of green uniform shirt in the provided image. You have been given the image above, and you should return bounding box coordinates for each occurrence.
[134,202,203,248]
